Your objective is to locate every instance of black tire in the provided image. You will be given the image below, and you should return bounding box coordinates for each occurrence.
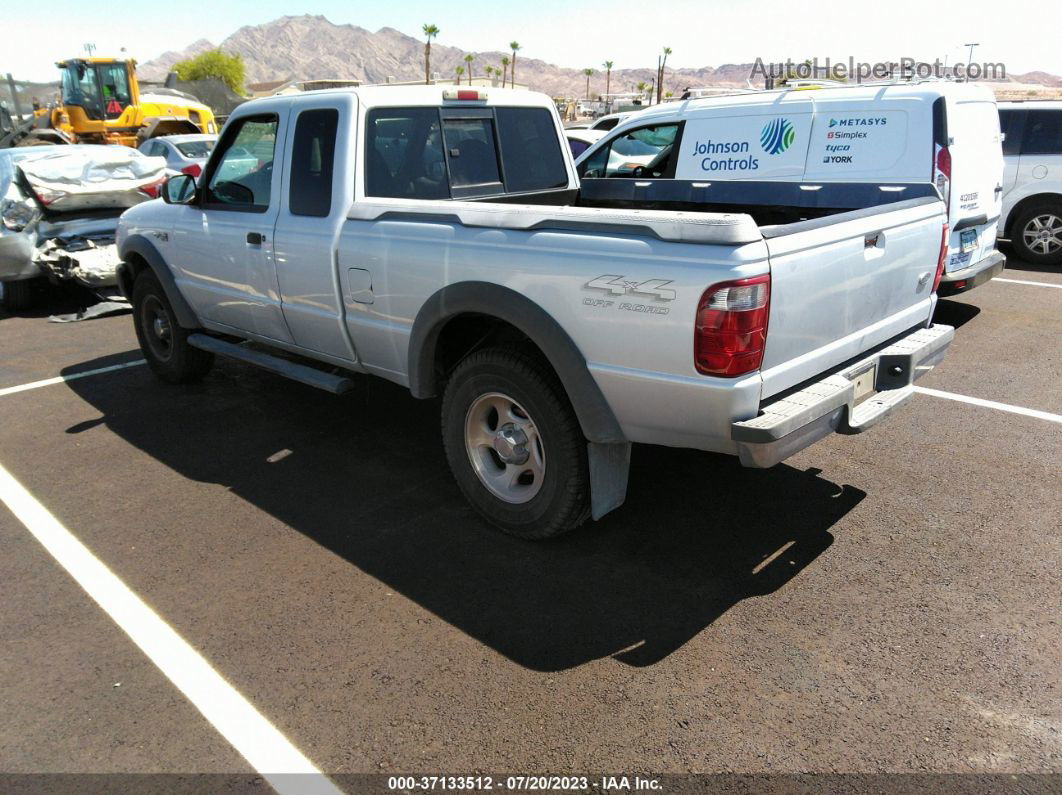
[441,345,590,539]
[1,279,34,311]
[1010,203,1062,266]
[132,270,214,383]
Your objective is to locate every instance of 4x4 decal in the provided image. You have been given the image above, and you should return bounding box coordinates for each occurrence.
[584,275,677,301]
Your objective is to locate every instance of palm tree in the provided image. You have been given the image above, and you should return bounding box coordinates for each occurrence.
[422,24,439,85]
[635,81,648,103]
[455,65,464,85]
[484,65,494,85]
[602,60,613,99]
[463,53,475,84]
[583,68,594,99]
[509,41,521,87]
[657,46,672,103]
[500,56,511,87]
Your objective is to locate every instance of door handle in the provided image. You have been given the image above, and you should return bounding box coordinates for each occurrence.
[246,232,264,245]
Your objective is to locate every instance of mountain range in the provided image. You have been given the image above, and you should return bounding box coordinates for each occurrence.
[138,14,1062,99]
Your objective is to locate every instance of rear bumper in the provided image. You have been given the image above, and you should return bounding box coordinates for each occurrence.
[0,232,41,282]
[731,324,954,468]
[938,250,1005,294]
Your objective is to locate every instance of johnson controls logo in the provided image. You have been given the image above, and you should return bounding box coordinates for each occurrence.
[760,118,795,155]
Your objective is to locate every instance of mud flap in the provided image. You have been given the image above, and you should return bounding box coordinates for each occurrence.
[588,441,632,521]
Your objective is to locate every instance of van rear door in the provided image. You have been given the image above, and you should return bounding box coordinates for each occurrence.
[941,95,1004,273]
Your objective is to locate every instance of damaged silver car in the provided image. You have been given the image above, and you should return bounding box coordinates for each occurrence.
[0,145,166,311]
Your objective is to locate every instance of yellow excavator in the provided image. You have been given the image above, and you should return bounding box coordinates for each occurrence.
[25,57,217,147]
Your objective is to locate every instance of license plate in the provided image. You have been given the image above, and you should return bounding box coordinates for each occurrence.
[960,228,978,253]
[851,365,877,403]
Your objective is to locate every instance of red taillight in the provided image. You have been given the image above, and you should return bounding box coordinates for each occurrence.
[139,177,166,199]
[932,223,949,293]
[181,163,202,178]
[934,144,951,205]
[694,274,771,377]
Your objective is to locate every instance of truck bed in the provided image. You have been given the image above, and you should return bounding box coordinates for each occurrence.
[337,182,945,451]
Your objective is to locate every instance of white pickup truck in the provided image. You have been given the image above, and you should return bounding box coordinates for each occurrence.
[116,86,954,539]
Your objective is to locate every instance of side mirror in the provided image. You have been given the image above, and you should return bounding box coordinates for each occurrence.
[162,174,197,205]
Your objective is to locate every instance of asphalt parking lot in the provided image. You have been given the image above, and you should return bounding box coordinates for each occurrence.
[1,255,1059,791]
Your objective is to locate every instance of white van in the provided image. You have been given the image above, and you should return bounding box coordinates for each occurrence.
[997,101,1062,265]
[575,81,1005,294]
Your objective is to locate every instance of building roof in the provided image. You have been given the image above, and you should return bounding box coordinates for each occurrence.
[246,79,292,93]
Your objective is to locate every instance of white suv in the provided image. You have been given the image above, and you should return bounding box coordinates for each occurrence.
[998,101,1062,265]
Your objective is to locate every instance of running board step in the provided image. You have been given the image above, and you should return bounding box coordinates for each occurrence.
[187,334,355,394]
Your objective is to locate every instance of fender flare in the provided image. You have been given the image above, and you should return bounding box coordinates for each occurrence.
[117,234,200,329]
[408,282,626,445]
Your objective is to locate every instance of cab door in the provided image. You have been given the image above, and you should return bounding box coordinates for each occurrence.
[272,96,358,361]
[169,110,294,342]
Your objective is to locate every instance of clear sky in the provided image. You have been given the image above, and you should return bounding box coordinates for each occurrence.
[4,0,1058,83]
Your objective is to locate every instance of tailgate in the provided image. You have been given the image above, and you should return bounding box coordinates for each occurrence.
[758,196,945,399]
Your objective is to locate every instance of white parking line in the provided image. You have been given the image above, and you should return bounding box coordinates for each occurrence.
[0,461,341,795]
[913,386,1062,424]
[995,277,1062,289]
[0,360,146,398]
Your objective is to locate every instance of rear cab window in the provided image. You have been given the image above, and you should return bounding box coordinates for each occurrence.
[289,108,339,217]
[365,105,568,200]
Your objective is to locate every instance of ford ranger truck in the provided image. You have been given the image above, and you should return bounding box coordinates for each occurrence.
[116,86,954,539]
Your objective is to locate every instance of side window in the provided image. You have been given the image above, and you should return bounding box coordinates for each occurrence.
[289,108,338,217]
[365,107,448,200]
[442,117,501,189]
[568,139,591,158]
[496,107,568,193]
[1022,111,1062,155]
[594,118,620,131]
[205,115,278,211]
[998,110,1022,156]
[581,124,680,179]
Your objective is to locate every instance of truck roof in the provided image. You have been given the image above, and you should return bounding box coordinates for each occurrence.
[234,85,557,114]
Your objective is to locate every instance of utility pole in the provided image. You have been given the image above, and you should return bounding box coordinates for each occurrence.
[963,43,979,81]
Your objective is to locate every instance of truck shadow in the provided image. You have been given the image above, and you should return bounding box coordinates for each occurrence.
[64,353,865,671]
[933,298,981,329]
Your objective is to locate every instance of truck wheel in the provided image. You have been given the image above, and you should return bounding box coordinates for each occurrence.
[1011,203,1062,266]
[0,279,34,311]
[441,346,591,539]
[132,271,214,383]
